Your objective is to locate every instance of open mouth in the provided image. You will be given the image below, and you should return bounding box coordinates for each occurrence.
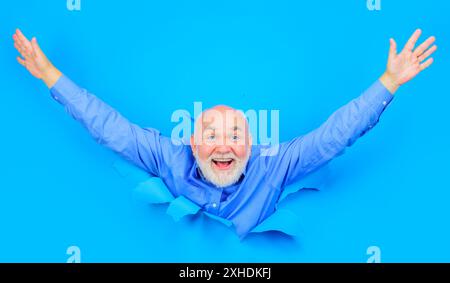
[212,158,235,170]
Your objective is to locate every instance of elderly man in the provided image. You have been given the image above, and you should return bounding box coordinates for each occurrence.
[13,29,437,237]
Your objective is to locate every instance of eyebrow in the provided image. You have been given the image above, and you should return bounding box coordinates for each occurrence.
[231,126,243,132]
[203,126,216,132]
[202,125,244,132]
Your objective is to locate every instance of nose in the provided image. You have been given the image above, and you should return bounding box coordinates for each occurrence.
[214,145,231,154]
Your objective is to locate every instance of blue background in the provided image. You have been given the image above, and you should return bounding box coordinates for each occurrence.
[0,0,449,262]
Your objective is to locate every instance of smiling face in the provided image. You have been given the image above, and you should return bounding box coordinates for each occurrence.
[190,105,252,188]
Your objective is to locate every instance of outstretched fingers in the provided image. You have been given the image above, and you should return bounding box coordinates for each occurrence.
[403,29,422,52]
[420,58,434,71]
[16,56,26,67]
[418,45,437,62]
[15,29,32,50]
[14,42,30,61]
[413,36,436,57]
[13,34,31,60]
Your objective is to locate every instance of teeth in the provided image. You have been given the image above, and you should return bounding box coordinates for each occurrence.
[213,158,233,162]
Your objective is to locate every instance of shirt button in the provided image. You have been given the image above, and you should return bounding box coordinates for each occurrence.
[212,203,217,208]
[382,101,387,106]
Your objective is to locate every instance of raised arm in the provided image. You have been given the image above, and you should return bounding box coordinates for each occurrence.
[13,29,178,176]
[266,29,437,187]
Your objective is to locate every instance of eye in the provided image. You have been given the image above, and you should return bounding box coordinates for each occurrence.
[206,135,216,141]
[231,135,240,141]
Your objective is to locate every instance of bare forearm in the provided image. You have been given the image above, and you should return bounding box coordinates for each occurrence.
[42,65,62,88]
[379,72,399,95]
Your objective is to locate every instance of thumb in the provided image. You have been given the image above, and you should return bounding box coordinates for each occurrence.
[388,38,397,61]
[31,37,44,58]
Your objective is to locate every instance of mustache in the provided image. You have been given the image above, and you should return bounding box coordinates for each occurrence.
[207,152,239,161]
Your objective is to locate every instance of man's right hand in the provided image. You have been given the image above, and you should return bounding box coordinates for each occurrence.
[13,29,62,88]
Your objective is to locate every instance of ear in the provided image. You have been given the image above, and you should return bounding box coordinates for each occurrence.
[190,134,196,154]
[248,134,253,155]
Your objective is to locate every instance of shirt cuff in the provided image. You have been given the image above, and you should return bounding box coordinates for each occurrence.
[362,79,395,117]
[49,75,82,106]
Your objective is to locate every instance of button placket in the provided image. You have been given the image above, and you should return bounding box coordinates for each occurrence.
[207,187,222,213]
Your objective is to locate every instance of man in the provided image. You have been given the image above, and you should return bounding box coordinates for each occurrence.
[13,28,437,237]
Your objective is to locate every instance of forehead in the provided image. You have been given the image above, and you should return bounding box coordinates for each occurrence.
[197,109,247,131]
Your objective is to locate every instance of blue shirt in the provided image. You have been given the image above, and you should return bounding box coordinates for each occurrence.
[50,75,393,237]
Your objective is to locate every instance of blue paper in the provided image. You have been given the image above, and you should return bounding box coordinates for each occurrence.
[166,195,201,222]
[278,165,330,203]
[113,159,151,183]
[133,178,175,204]
[251,209,302,237]
[204,212,234,227]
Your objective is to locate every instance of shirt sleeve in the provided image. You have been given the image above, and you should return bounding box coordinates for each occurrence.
[264,80,394,187]
[50,75,175,177]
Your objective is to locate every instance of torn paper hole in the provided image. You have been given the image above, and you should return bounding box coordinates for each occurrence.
[114,159,330,239]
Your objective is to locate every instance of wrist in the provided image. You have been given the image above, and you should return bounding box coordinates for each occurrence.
[380,72,400,95]
[41,65,62,89]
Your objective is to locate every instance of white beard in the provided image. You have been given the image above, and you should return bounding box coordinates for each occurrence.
[194,150,250,188]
